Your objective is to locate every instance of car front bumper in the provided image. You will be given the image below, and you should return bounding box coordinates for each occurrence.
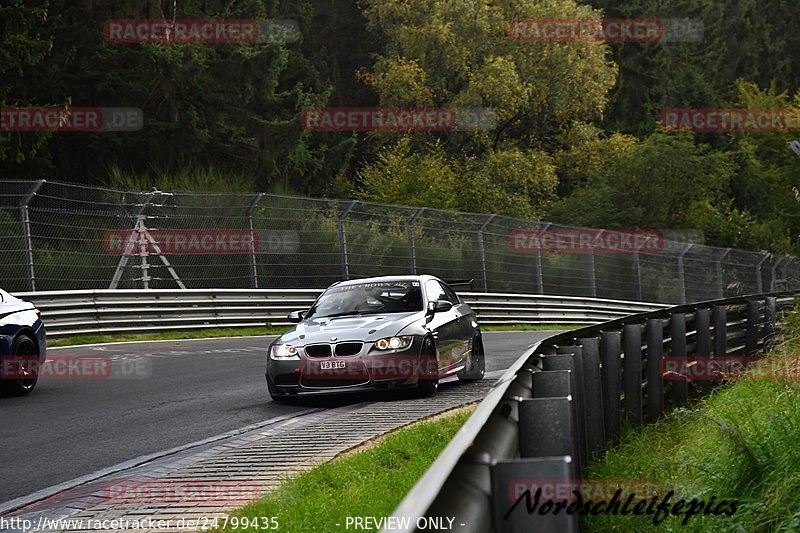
[266,336,431,396]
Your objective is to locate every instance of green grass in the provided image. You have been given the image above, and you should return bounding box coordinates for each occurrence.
[47,326,289,347]
[218,408,474,532]
[583,304,800,532]
[48,324,573,347]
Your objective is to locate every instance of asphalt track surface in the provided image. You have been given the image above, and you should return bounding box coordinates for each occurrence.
[0,331,557,503]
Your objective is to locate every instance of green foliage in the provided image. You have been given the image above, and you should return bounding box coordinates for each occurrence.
[107,166,257,193]
[2,0,800,256]
[356,137,558,219]
[356,137,458,210]
[548,131,735,230]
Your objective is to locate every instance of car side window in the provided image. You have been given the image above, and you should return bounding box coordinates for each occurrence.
[442,284,460,304]
[425,280,447,303]
[427,280,458,304]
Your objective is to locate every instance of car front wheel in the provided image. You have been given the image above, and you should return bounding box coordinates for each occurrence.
[416,337,439,397]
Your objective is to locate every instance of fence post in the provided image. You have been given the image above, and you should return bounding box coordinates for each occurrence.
[588,230,598,298]
[19,180,45,292]
[717,248,731,298]
[771,256,786,291]
[633,234,655,301]
[677,243,693,304]
[407,208,427,274]
[477,214,495,292]
[247,193,264,289]
[338,200,358,280]
[536,222,550,294]
[756,254,768,294]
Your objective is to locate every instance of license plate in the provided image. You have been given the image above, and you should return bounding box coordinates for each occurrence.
[320,360,346,370]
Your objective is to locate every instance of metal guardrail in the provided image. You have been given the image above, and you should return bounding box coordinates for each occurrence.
[12,289,668,337]
[387,290,799,533]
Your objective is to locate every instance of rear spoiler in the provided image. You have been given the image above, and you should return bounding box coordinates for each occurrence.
[445,279,474,290]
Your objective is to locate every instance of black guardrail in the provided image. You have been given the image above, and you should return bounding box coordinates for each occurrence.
[388,290,798,532]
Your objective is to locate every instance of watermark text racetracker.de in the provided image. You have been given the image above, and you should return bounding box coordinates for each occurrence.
[661,355,800,381]
[103,229,299,255]
[1,107,143,132]
[0,355,151,380]
[662,108,800,133]
[509,18,703,42]
[509,229,664,254]
[300,107,497,132]
[104,19,300,44]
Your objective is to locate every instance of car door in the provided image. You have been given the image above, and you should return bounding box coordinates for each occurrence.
[442,283,476,364]
[424,280,463,373]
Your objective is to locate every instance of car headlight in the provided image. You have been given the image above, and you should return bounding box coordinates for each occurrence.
[374,336,414,351]
[271,344,299,359]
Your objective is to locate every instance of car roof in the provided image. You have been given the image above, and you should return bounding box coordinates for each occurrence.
[331,274,438,288]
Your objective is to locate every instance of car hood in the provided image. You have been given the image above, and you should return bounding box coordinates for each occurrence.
[278,311,424,345]
[0,292,35,319]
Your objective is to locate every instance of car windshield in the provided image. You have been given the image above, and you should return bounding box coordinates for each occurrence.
[305,280,422,319]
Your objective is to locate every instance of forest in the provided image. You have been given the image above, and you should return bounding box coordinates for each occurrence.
[2,0,799,254]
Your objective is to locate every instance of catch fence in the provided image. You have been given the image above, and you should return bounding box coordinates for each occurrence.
[1,179,797,303]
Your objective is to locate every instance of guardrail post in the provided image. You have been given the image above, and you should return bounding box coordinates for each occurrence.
[745,300,759,354]
[519,396,577,459]
[19,180,45,292]
[669,312,688,404]
[338,200,358,280]
[407,208,427,274]
[547,349,588,472]
[578,336,605,457]
[712,305,727,357]
[246,193,264,289]
[695,307,711,392]
[695,308,711,355]
[477,214,495,292]
[645,318,664,422]
[491,457,578,533]
[765,296,777,345]
[622,324,643,426]
[532,370,571,397]
[600,331,622,443]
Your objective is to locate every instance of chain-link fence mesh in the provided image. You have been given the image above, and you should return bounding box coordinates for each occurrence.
[1,179,798,303]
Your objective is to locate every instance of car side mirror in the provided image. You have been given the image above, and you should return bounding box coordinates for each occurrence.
[435,300,453,312]
[427,300,452,315]
[287,310,305,323]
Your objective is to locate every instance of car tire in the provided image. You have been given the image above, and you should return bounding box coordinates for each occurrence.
[416,337,439,397]
[458,334,485,382]
[0,334,39,396]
